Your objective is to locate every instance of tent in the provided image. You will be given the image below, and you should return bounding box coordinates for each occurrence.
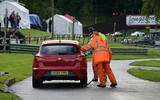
[29,14,41,29]
[0,1,30,29]
[47,14,83,35]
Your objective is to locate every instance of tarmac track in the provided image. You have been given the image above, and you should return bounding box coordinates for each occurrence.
[9,59,160,100]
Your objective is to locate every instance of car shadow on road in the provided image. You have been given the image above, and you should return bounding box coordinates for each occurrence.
[36,82,87,90]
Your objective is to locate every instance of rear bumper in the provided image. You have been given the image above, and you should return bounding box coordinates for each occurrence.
[32,67,87,80]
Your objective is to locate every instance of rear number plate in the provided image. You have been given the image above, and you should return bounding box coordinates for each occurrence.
[51,71,68,75]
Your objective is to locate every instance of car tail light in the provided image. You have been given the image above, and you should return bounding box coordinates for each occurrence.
[35,56,45,62]
[75,56,84,61]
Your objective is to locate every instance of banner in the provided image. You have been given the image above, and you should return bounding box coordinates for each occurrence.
[126,15,160,26]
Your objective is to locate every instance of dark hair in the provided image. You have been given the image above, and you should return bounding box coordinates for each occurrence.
[88,27,95,34]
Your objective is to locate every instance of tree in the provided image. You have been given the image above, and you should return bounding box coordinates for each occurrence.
[142,0,160,21]
[19,0,143,25]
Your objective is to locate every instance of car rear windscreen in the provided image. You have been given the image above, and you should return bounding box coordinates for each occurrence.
[40,44,79,55]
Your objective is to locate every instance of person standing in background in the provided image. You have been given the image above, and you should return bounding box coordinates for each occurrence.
[0,18,2,30]
[4,16,9,28]
[49,19,52,33]
[42,19,47,32]
[9,11,15,28]
[15,12,21,28]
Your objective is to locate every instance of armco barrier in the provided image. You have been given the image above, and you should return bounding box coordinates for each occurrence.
[9,44,40,53]
[111,47,148,55]
[9,44,148,55]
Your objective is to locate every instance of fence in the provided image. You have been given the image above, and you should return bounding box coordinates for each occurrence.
[0,35,148,55]
[111,47,148,55]
[0,38,10,53]
[8,44,148,55]
[25,34,92,45]
[9,44,39,53]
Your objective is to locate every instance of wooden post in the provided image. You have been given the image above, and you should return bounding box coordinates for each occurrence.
[51,0,54,39]
[3,8,8,52]
[29,32,31,44]
[36,36,38,44]
[72,17,75,40]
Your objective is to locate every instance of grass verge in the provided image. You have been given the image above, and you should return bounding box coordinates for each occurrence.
[0,92,22,100]
[0,53,33,100]
[22,29,50,37]
[127,68,160,82]
[130,60,160,67]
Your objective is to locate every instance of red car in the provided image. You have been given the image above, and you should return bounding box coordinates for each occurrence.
[32,40,87,88]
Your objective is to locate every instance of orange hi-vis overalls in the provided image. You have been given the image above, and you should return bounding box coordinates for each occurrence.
[102,47,112,81]
[92,39,112,81]
[90,32,108,80]
[81,35,117,86]
[92,40,110,80]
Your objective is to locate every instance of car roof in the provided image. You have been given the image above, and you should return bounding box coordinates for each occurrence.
[42,40,79,45]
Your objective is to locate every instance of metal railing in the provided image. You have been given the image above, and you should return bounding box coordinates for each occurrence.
[0,35,148,55]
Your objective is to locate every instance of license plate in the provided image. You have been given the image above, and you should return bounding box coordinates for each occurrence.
[51,71,68,75]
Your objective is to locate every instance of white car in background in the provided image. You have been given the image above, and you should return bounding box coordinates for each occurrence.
[112,32,123,37]
[131,31,145,37]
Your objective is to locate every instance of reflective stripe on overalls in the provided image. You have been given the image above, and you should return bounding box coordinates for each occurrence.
[92,65,98,78]
[93,39,109,54]
[86,43,94,50]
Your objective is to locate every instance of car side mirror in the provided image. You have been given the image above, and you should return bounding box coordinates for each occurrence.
[32,51,38,55]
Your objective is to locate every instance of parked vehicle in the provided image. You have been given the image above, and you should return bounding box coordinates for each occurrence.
[131,31,145,37]
[112,32,123,37]
[134,37,155,45]
[32,40,87,88]
[121,39,133,44]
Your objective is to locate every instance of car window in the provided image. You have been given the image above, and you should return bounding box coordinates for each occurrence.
[40,45,79,55]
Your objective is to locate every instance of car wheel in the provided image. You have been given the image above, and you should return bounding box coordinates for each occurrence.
[80,76,87,87]
[32,76,42,88]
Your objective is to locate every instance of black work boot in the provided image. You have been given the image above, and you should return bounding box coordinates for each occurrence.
[92,78,98,82]
[110,83,117,88]
[97,84,106,88]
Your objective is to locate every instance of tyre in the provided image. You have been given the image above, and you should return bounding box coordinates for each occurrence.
[80,76,87,87]
[32,76,42,88]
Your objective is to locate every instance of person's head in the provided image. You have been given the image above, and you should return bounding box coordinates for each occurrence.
[92,31,99,38]
[88,27,96,36]
[12,11,15,14]
[16,12,19,16]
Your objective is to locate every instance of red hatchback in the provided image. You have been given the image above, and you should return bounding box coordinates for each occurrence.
[32,40,87,88]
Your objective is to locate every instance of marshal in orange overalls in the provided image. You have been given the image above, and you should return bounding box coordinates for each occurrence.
[81,33,117,87]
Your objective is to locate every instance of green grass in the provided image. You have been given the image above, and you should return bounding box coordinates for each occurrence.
[0,92,22,100]
[22,29,50,37]
[0,53,33,99]
[0,53,33,90]
[108,43,138,48]
[112,48,160,60]
[127,68,160,82]
[130,60,160,67]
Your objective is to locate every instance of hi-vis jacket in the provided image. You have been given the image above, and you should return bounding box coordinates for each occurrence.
[81,35,110,65]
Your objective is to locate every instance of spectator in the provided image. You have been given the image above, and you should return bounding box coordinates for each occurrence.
[0,28,4,37]
[42,19,47,32]
[15,12,21,28]
[7,29,25,44]
[49,19,52,33]
[3,16,9,28]
[0,18,2,30]
[0,29,4,50]
[9,11,15,28]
